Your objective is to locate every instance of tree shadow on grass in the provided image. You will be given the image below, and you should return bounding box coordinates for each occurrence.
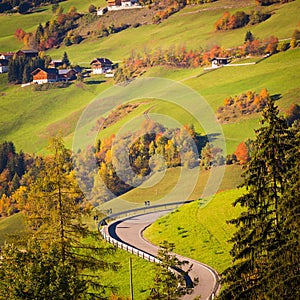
[271,94,281,101]
[85,80,106,85]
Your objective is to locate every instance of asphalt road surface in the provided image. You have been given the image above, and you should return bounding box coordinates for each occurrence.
[105,211,220,300]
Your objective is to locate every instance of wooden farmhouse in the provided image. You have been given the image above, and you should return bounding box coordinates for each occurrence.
[90,58,113,74]
[31,68,58,84]
[31,68,77,84]
[211,57,229,68]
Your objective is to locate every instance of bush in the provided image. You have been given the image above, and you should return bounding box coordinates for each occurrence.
[33,82,71,91]
[88,4,96,13]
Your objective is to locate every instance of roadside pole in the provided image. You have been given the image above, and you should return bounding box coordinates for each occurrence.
[129,257,134,300]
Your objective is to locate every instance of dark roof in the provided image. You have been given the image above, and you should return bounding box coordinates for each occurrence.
[17,49,39,56]
[211,57,228,61]
[31,68,58,75]
[19,49,38,54]
[58,69,76,75]
[90,57,113,65]
[0,52,14,57]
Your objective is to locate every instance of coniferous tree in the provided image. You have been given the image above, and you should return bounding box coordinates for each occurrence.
[16,136,119,298]
[62,51,70,68]
[218,97,297,299]
[263,122,300,299]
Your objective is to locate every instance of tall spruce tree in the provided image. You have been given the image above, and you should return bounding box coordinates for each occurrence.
[263,121,300,299]
[218,97,298,299]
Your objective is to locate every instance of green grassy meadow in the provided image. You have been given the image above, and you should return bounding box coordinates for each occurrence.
[45,0,300,63]
[0,213,155,300]
[0,213,24,245]
[0,0,299,290]
[98,164,242,214]
[1,48,298,154]
[144,188,245,273]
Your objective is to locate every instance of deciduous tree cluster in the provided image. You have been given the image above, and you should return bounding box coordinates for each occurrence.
[0,142,30,217]
[214,10,271,31]
[75,120,205,206]
[14,6,82,50]
[256,0,294,6]
[217,88,270,123]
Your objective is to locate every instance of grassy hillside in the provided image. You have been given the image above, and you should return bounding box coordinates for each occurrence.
[1,48,298,154]
[0,213,24,245]
[0,213,155,299]
[1,0,298,57]
[0,0,298,154]
[98,164,242,214]
[45,0,300,62]
[0,74,113,153]
[144,188,245,273]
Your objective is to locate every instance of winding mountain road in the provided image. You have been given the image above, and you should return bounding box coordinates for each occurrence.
[104,211,220,300]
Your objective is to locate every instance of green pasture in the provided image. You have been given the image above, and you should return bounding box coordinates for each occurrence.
[144,188,245,273]
[98,164,242,214]
[0,213,155,300]
[0,75,112,153]
[0,213,24,246]
[45,0,300,63]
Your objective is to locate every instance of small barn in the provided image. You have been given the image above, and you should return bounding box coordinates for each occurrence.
[48,60,64,68]
[58,69,77,81]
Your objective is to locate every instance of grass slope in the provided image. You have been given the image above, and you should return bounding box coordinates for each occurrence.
[0,75,112,153]
[45,0,300,63]
[0,48,299,154]
[144,188,245,273]
[0,213,24,246]
[0,213,155,299]
[98,164,242,214]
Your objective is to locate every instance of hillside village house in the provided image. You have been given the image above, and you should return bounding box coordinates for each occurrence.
[0,59,9,73]
[0,52,14,73]
[0,52,14,60]
[90,58,113,74]
[211,57,228,68]
[58,69,77,81]
[31,68,58,84]
[31,68,77,84]
[107,0,121,8]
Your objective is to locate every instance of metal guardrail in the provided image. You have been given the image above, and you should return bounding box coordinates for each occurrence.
[97,200,194,229]
[99,228,161,264]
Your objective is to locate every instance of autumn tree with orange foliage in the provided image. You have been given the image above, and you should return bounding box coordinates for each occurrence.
[234,142,249,164]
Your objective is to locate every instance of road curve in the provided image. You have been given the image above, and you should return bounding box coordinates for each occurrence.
[105,211,220,300]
